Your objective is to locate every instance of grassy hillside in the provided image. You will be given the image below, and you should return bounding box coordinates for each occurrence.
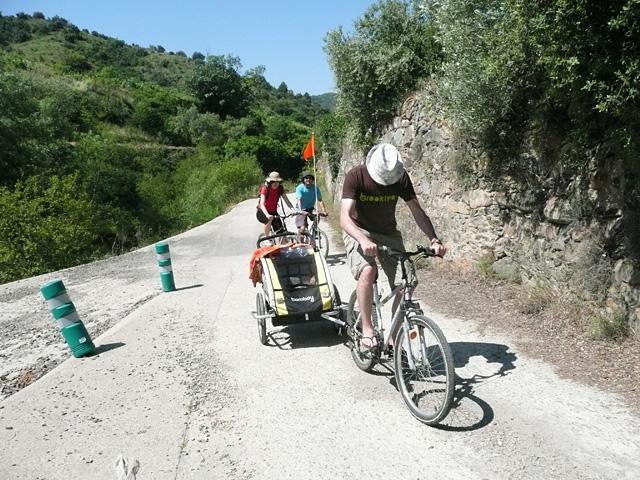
[0,12,333,284]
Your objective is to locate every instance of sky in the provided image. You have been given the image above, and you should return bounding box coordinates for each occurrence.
[2,0,375,96]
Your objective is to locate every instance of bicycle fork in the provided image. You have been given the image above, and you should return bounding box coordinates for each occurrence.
[397,284,423,371]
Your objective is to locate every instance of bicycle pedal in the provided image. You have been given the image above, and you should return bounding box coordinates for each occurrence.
[364,347,381,361]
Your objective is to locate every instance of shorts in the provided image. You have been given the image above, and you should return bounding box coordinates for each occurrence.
[294,208,314,229]
[342,228,416,288]
[256,210,283,232]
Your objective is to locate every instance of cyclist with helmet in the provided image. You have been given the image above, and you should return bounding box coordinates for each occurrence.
[257,171,295,237]
[295,172,328,236]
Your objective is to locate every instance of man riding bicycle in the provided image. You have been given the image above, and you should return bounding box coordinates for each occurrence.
[340,143,446,350]
[295,172,328,236]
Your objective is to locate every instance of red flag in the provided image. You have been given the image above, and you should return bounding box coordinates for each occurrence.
[303,134,314,162]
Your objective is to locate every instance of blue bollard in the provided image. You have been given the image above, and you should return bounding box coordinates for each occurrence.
[40,279,95,358]
[155,242,176,292]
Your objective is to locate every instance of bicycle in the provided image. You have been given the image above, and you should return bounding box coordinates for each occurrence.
[256,212,299,248]
[297,210,330,258]
[345,245,455,425]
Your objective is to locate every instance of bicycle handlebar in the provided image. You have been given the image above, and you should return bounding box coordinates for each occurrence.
[292,210,327,217]
[379,244,437,259]
[272,212,301,219]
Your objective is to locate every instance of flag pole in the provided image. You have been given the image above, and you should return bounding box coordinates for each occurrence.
[311,133,318,212]
[303,133,319,212]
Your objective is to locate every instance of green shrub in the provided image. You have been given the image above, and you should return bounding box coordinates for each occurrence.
[476,254,496,277]
[0,175,103,283]
[317,112,347,178]
[428,0,640,173]
[178,152,263,227]
[587,312,630,341]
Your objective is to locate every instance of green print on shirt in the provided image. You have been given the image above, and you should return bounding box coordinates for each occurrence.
[359,192,397,203]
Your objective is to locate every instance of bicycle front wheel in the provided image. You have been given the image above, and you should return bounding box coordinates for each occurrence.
[313,228,329,257]
[394,315,454,425]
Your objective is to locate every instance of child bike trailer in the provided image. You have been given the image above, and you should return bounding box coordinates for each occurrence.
[249,243,343,345]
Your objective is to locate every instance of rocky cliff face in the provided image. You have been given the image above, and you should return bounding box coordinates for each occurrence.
[324,90,639,332]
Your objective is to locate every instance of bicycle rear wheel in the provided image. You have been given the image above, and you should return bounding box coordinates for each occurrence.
[394,315,454,425]
[313,228,329,257]
[346,290,378,372]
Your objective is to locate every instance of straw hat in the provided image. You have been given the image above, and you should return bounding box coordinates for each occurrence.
[265,171,283,183]
[365,143,404,186]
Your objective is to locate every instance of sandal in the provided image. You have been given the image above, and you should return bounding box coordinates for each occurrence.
[360,336,379,351]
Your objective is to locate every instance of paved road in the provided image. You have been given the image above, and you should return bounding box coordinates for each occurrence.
[1,197,639,479]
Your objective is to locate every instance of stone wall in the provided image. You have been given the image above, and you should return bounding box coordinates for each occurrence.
[323,90,639,331]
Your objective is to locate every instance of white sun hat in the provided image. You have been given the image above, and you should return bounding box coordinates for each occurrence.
[265,171,283,183]
[365,143,404,185]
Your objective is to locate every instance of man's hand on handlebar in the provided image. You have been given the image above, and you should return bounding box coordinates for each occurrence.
[431,242,447,258]
[360,237,378,257]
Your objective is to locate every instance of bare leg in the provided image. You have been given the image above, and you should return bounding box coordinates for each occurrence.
[357,264,378,347]
[264,220,272,237]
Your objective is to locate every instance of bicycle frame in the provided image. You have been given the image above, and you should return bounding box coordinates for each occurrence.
[298,210,327,253]
[371,255,422,369]
[300,210,319,234]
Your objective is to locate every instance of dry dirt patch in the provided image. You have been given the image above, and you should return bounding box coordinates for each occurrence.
[418,262,640,414]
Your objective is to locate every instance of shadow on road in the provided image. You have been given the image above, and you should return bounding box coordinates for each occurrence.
[451,340,517,376]
[89,342,126,355]
[434,341,517,431]
[173,284,204,292]
[325,252,346,267]
[267,321,346,350]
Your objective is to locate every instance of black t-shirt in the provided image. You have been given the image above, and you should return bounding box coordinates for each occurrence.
[342,164,416,234]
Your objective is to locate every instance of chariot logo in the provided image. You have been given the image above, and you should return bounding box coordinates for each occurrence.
[291,295,314,302]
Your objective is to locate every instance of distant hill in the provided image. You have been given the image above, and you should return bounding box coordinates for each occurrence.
[311,92,337,111]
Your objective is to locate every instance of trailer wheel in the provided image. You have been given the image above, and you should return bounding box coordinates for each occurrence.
[256,292,267,345]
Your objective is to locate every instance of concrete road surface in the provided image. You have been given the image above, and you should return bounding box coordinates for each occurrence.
[1,196,639,479]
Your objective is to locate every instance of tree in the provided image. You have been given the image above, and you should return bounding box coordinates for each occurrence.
[185,54,249,119]
[131,84,195,141]
[324,0,442,142]
[0,72,76,187]
[277,82,289,96]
